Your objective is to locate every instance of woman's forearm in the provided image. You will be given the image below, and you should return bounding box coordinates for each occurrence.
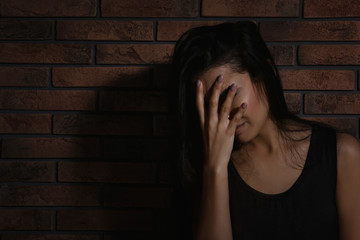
[195,164,233,240]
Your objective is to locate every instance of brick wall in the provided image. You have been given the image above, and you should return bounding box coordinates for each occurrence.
[0,0,359,239]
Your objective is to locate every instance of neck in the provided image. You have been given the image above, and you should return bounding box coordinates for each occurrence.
[245,119,282,157]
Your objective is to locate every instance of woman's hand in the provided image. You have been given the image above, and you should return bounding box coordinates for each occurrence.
[195,74,246,240]
[196,75,247,172]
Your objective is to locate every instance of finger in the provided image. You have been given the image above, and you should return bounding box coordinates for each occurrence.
[219,83,237,123]
[228,103,247,132]
[195,80,205,131]
[208,75,224,122]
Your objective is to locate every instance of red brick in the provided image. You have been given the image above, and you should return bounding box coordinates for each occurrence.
[103,138,169,160]
[279,70,354,90]
[53,114,152,136]
[268,45,295,66]
[58,162,156,183]
[305,117,357,136]
[2,235,100,240]
[305,94,360,114]
[260,21,360,42]
[0,90,96,110]
[153,115,176,136]
[0,0,96,17]
[298,45,360,65]
[284,93,301,114]
[0,185,100,206]
[104,186,172,208]
[304,0,360,18]
[57,209,153,231]
[202,0,299,17]
[0,20,51,40]
[0,44,92,64]
[1,137,100,158]
[0,67,49,87]
[101,0,198,17]
[57,21,153,41]
[0,209,52,230]
[157,21,222,41]
[0,114,51,134]
[96,44,173,64]
[0,162,54,182]
[99,91,168,112]
[52,67,149,87]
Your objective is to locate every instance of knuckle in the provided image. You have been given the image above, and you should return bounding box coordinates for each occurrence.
[208,118,217,127]
[209,99,218,108]
[221,106,229,114]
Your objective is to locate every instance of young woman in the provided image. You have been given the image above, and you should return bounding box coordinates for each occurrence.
[172,22,360,240]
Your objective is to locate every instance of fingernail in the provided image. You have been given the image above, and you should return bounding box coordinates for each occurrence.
[230,83,237,91]
[241,103,247,109]
[196,80,201,88]
[217,75,224,83]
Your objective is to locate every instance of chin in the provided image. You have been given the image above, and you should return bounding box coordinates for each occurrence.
[234,122,251,142]
[234,126,258,145]
[235,132,251,145]
[235,136,250,145]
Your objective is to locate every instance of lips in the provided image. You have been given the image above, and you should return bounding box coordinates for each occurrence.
[235,122,246,134]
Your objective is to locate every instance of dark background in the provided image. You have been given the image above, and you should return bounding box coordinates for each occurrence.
[0,0,359,239]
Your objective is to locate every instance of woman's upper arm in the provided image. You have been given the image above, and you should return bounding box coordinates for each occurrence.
[336,133,360,240]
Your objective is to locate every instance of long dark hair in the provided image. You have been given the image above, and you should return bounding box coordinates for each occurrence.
[171,22,312,236]
[172,21,303,188]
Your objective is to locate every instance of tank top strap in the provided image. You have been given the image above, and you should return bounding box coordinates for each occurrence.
[306,125,337,187]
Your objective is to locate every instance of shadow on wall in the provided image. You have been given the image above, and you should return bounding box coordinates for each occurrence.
[0,65,179,239]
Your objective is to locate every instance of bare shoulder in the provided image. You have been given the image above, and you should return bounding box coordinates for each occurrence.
[337,132,360,164]
[336,132,360,185]
[336,134,360,239]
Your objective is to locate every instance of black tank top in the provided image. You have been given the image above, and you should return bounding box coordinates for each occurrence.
[228,126,339,240]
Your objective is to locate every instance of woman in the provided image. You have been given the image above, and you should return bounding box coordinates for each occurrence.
[172,22,360,240]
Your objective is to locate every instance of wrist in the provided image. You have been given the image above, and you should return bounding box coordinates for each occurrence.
[203,162,228,179]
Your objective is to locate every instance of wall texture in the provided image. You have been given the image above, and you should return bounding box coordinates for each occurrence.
[0,0,359,239]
